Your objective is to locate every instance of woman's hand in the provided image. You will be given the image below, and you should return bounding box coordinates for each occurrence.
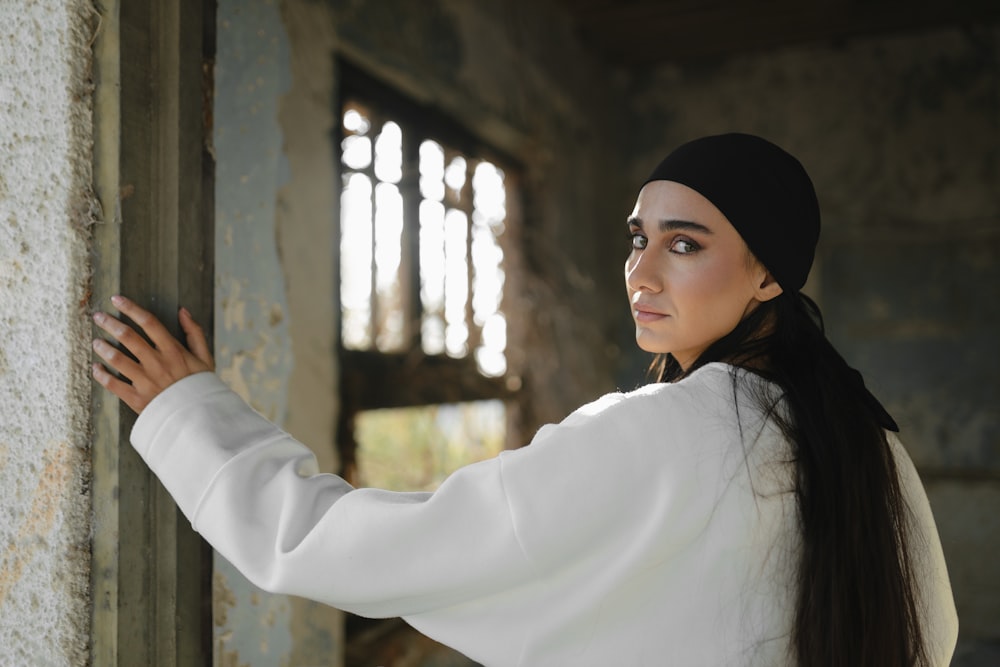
[91,295,214,414]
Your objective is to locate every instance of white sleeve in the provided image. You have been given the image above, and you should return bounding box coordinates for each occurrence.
[888,434,959,665]
[130,372,536,619]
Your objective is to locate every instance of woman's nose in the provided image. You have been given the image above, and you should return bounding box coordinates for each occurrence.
[625,251,661,293]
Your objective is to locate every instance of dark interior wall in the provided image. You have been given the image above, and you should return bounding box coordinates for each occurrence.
[623,25,1000,664]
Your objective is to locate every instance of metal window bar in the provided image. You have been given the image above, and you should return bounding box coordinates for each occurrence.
[400,122,421,351]
[340,102,504,372]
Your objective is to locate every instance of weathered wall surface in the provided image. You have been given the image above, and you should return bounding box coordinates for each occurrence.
[213,8,295,662]
[214,0,342,664]
[0,1,95,664]
[625,25,1000,664]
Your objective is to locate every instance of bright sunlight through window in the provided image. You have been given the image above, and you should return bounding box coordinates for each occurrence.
[340,103,508,377]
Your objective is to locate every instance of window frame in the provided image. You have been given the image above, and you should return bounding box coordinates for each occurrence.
[336,59,519,413]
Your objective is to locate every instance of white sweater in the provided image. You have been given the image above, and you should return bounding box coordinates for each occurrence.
[131,362,958,666]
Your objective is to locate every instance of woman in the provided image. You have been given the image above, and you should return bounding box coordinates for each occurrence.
[92,133,957,666]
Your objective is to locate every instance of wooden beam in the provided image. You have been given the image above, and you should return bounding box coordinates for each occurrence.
[90,0,215,664]
[341,351,512,410]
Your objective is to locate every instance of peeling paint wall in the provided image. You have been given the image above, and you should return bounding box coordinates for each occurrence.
[214,0,343,664]
[214,0,298,663]
[0,0,95,664]
[216,0,294,424]
[625,26,1000,664]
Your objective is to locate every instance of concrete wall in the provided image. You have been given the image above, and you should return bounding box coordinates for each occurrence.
[624,25,1000,664]
[0,1,95,664]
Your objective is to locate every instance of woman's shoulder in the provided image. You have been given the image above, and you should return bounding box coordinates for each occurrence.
[624,362,776,409]
[536,362,765,441]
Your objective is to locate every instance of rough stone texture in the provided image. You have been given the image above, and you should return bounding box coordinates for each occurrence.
[0,0,95,664]
[626,25,1000,661]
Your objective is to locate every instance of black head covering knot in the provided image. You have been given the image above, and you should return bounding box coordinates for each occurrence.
[644,133,820,292]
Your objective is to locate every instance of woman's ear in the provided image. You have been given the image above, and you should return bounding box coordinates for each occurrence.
[753,268,784,303]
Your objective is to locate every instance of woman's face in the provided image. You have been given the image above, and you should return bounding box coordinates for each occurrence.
[624,180,780,370]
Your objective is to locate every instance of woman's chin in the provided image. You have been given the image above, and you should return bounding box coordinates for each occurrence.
[634,334,669,355]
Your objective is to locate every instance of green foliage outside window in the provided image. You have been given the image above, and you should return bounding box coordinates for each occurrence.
[355,401,506,492]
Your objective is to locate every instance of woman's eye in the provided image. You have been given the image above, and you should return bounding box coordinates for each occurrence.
[630,234,647,250]
[670,238,699,254]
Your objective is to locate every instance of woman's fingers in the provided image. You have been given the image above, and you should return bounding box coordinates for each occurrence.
[92,309,162,370]
[91,337,144,384]
[109,295,179,353]
[179,307,214,370]
[91,295,214,414]
[91,310,170,405]
[91,362,146,413]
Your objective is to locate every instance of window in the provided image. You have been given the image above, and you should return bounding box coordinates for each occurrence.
[339,104,511,483]
[339,102,508,377]
[335,63,520,478]
[354,400,506,491]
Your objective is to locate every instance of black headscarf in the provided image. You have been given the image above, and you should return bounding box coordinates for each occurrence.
[643,133,820,293]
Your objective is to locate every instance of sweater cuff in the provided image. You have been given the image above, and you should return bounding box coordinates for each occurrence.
[130,372,252,520]
[131,372,227,455]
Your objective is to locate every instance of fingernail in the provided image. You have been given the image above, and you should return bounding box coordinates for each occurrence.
[180,306,191,317]
[93,312,106,323]
[111,295,125,306]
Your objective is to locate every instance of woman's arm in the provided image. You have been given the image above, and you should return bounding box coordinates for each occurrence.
[90,296,537,621]
[130,372,535,619]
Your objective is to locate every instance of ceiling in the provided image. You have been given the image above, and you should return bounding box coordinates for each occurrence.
[552,0,1000,66]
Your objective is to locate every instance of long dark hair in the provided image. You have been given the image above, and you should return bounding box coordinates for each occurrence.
[655,292,926,666]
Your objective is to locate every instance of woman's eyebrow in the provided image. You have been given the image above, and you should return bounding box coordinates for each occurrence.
[627,216,713,234]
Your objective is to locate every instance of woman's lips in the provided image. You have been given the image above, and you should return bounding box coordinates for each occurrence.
[633,307,667,323]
